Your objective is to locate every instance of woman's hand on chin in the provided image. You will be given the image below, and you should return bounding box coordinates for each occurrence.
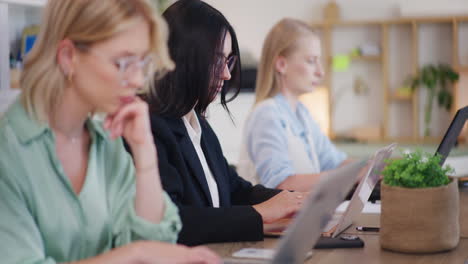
[104,97,157,170]
[104,97,153,145]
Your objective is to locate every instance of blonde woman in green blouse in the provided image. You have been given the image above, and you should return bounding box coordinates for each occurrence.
[0,0,220,263]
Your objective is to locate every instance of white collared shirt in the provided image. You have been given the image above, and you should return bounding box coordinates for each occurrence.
[182,110,220,207]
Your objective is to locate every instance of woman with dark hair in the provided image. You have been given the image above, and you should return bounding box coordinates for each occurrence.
[145,0,307,246]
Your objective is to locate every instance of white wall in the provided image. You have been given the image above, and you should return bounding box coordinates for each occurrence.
[207,93,255,163]
[204,0,468,164]
[2,0,467,163]
[204,0,468,62]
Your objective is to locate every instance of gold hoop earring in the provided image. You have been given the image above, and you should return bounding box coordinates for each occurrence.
[67,72,73,83]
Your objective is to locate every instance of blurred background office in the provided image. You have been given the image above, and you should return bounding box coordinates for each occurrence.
[1,0,467,176]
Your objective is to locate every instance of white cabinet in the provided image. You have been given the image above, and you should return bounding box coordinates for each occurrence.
[1,0,44,6]
[0,0,44,112]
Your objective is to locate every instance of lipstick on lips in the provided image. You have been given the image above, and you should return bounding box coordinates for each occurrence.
[119,96,135,105]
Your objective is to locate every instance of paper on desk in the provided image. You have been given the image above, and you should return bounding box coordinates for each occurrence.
[445,156,468,177]
[232,248,275,259]
[336,200,381,214]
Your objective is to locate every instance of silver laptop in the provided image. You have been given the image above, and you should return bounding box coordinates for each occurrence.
[223,159,367,264]
[323,143,396,238]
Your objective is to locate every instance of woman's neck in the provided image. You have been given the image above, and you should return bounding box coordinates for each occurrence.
[279,87,300,112]
[50,87,91,139]
[183,108,197,128]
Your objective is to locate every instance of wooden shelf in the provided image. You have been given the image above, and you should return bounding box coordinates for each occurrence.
[318,14,467,143]
[332,136,443,144]
[385,136,442,144]
[327,55,381,64]
[456,66,468,72]
[352,55,381,62]
[390,94,413,101]
[311,15,468,28]
[311,20,383,27]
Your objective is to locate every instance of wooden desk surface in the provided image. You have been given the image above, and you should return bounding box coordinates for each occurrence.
[206,214,468,264]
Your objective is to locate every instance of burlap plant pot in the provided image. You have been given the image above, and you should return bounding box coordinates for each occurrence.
[380,178,460,253]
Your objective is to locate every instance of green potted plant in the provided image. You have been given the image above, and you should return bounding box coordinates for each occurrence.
[380,150,459,253]
[408,64,459,137]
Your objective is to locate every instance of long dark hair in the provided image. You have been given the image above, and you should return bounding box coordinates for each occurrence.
[146,0,241,118]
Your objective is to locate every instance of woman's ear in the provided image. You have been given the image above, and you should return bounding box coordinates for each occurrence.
[275,55,288,75]
[57,39,76,77]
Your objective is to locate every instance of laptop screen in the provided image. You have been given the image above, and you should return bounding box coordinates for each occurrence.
[435,106,468,165]
[272,160,367,264]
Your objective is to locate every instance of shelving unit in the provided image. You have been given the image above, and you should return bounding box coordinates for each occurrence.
[0,0,45,113]
[311,15,468,143]
[390,94,412,102]
[351,55,381,62]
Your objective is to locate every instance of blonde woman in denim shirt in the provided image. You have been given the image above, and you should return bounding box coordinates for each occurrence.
[238,18,350,192]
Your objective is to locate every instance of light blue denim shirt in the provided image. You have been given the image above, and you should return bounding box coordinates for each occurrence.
[244,94,347,188]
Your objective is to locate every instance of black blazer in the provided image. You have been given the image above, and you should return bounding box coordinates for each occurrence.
[148,114,280,246]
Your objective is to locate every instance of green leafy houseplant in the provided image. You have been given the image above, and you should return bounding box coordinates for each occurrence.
[380,150,460,253]
[409,64,459,137]
[382,150,453,188]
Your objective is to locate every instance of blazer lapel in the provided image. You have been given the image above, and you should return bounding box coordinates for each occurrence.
[199,118,230,207]
[164,117,213,206]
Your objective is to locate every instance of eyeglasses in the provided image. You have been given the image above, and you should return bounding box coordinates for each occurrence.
[75,43,155,86]
[215,53,237,73]
[114,55,155,86]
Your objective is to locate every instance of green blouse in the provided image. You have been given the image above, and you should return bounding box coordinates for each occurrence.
[0,100,181,263]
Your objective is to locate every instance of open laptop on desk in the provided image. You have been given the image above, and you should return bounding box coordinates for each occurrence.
[223,159,367,264]
[435,106,468,166]
[322,143,396,238]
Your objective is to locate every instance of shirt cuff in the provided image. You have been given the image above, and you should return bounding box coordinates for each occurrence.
[322,151,348,171]
[128,192,182,243]
[261,167,295,189]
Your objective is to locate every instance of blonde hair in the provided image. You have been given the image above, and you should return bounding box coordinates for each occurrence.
[255,18,318,104]
[20,0,174,123]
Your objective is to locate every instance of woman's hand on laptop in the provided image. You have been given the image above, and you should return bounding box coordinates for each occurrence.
[252,190,307,224]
